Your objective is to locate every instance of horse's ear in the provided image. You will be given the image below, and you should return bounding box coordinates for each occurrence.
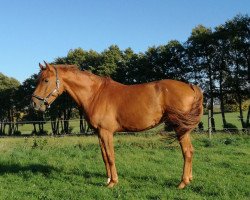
[44,61,53,71]
[39,63,45,70]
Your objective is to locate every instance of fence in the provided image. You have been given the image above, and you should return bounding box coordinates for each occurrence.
[200,110,250,137]
[0,112,249,136]
[0,119,93,136]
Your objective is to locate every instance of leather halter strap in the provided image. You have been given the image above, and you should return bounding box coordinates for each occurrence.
[32,66,60,108]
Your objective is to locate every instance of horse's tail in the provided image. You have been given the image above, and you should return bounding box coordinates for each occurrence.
[166,84,203,136]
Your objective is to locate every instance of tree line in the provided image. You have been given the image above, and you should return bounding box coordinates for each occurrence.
[0,14,249,135]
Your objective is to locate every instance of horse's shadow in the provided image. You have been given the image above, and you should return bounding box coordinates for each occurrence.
[0,163,181,188]
[0,163,57,176]
[0,163,105,186]
[72,170,106,187]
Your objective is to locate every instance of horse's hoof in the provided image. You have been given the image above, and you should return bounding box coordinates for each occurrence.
[178,181,189,189]
[106,177,111,185]
[107,180,118,188]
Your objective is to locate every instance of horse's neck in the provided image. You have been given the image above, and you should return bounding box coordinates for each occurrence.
[62,70,103,111]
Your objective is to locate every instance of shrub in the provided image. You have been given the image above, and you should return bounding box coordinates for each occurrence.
[225,100,250,112]
[198,122,204,131]
[32,138,48,149]
[242,100,250,111]
[224,104,239,112]
[13,130,21,136]
[223,123,239,133]
[202,138,213,147]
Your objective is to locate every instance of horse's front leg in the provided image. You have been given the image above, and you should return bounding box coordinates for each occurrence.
[98,136,111,184]
[98,129,118,188]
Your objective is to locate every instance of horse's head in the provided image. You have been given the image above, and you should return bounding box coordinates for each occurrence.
[31,62,64,112]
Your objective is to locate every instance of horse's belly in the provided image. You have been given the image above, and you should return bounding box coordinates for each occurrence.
[118,109,163,132]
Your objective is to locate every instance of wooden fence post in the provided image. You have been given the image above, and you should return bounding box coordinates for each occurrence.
[208,109,212,139]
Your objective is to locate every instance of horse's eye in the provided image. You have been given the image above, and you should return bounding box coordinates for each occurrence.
[44,79,49,83]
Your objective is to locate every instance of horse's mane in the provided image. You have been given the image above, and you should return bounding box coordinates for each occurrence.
[56,64,80,72]
[57,64,109,82]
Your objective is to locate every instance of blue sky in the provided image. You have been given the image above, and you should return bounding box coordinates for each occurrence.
[0,0,249,83]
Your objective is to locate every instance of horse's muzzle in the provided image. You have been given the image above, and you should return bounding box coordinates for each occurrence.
[30,98,47,112]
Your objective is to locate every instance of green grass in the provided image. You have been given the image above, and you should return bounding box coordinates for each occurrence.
[0,133,249,199]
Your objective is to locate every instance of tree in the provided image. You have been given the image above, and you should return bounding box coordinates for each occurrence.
[211,25,231,128]
[52,59,79,134]
[91,45,123,77]
[186,25,217,131]
[0,73,20,135]
[222,14,250,129]
[17,74,46,135]
[160,40,187,81]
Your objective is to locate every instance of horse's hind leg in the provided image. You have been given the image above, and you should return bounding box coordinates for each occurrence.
[177,130,194,189]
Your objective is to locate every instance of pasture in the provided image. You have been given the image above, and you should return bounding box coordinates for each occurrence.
[0,132,249,199]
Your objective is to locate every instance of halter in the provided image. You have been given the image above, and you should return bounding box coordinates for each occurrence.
[32,66,60,108]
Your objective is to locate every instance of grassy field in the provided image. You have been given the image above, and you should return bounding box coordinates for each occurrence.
[0,133,249,200]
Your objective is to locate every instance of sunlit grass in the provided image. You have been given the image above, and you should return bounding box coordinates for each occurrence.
[0,133,249,199]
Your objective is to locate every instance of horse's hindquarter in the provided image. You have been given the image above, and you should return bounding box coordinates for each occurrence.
[160,80,197,112]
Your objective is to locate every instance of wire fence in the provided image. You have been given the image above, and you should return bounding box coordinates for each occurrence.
[0,118,94,136]
[0,114,249,137]
[0,119,83,124]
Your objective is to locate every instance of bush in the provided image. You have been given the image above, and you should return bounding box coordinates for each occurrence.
[68,126,73,134]
[223,123,239,133]
[222,138,234,145]
[242,100,250,111]
[32,138,48,149]
[225,100,250,112]
[224,104,239,112]
[13,130,21,136]
[198,122,204,131]
[201,138,213,147]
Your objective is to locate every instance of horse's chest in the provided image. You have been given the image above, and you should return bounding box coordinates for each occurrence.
[88,104,118,130]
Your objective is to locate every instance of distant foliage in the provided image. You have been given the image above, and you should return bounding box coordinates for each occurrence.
[225,100,250,112]
[1,14,249,134]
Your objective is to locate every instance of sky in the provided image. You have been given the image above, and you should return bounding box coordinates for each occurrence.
[0,0,249,83]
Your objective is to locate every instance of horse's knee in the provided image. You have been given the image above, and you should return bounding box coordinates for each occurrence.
[184,150,193,162]
[109,160,115,166]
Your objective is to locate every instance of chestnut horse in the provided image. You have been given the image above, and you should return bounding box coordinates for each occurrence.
[31,62,203,189]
